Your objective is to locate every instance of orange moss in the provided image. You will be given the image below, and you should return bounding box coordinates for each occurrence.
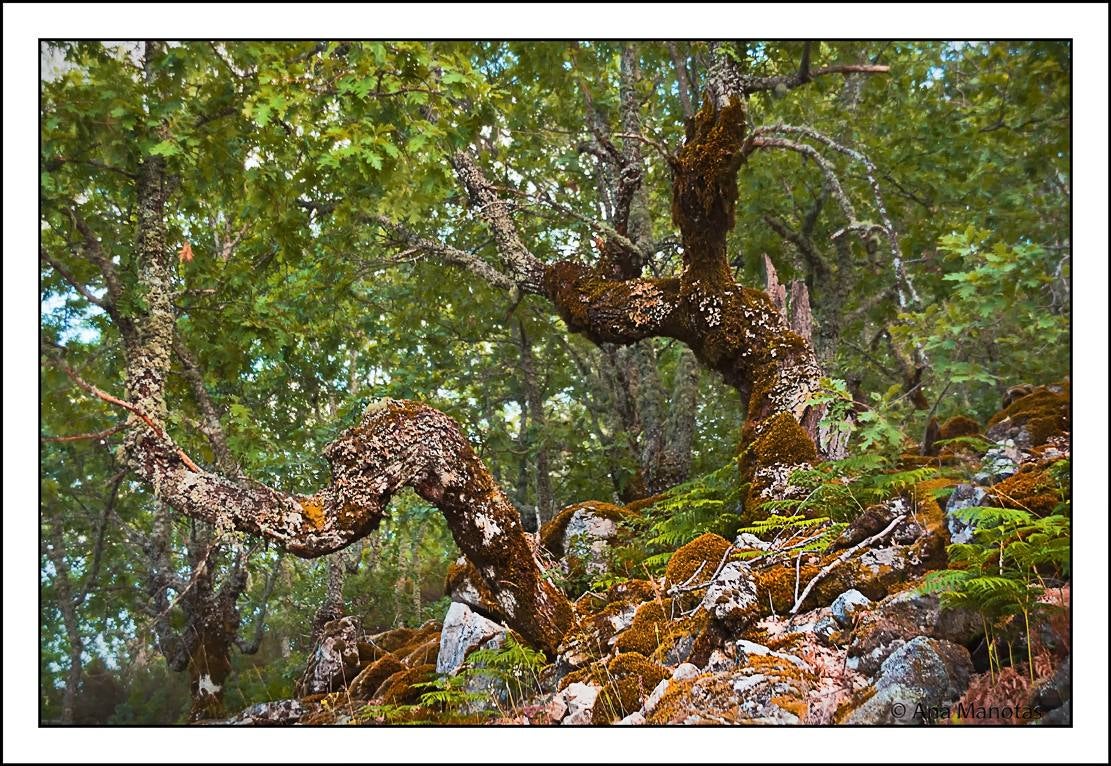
[939,415,982,441]
[990,466,1063,517]
[606,578,658,606]
[643,676,700,725]
[613,600,671,656]
[771,694,809,721]
[750,412,819,467]
[624,492,670,514]
[376,664,436,705]
[596,653,670,723]
[987,383,1070,446]
[648,609,720,668]
[539,500,631,558]
[347,654,405,701]
[665,533,732,590]
[298,496,327,530]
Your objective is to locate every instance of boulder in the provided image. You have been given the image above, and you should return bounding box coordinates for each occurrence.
[701,561,759,628]
[297,616,364,695]
[436,601,507,676]
[945,483,988,544]
[830,589,872,629]
[228,699,306,726]
[842,636,973,724]
[559,681,600,726]
[847,590,981,676]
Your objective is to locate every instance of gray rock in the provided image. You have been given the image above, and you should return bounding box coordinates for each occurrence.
[734,532,770,551]
[1035,700,1071,725]
[297,616,363,695]
[229,699,306,725]
[642,678,670,715]
[672,662,701,680]
[617,711,646,725]
[847,590,982,676]
[701,561,758,626]
[436,601,506,675]
[813,615,839,645]
[703,650,734,673]
[735,639,810,671]
[1032,655,1071,713]
[831,589,872,628]
[945,483,988,544]
[559,682,600,726]
[974,440,1025,483]
[562,507,619,577]
[844,637,973,725]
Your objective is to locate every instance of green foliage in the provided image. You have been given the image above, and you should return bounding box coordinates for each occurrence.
[38,39,1071,722]
[758,452,940,524]
[622,462,743,575]
[921,463,1070,678]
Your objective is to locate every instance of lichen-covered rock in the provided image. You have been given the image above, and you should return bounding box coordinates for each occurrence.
[228,699,306,725]
[297,616,364,695]
[436,601,507,675]
[559,681,600,726]
[701,561,759,628]
[646,651,814,725]
[985,382,1070,449]
[847,590,981,676]
[841,637,972,724]
[830,589,872,629]
[945,483,988,544]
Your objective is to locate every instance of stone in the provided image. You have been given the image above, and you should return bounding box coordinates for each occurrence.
[734,532,770,551]
[228,699,306,725]
[843,637,973,725]
[703,651,734,673]
[562,507,620,577]
[560,682,600,726]
[1032,655,1071,714]
[672,662,700,680]
[830,589,872,628]
[297,616,364,695]
[813,615,839,645]
[701,561,759,627]
[436,601,506,676]
[617,711,646,725]
[735,639,810,671]
[945,483,988,544]
[847,590,981,676]
[642,678,670,715]
[974,440,1024,483]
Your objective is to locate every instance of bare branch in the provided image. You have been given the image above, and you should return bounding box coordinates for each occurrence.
[790,514,906,614]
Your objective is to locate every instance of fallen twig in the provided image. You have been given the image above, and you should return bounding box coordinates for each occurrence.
[789,514,906,615]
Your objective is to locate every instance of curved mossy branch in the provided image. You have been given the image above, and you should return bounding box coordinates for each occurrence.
[125,399,573,655]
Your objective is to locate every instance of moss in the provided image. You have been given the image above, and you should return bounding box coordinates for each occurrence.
[376,663,437,705]
[643,676,701,724]
[606,578,658,606]
[297,495,327,530]
[987,383,1070,446]
[648,610,720,667]
[539,500,631,558]
[939,415,982,441]
[739,412,819,521]
[624,492,670,514]
[665,533,732,590]
[347,654,405,701]
[612,600,671,656]
[771,694,809,722]
[749,412,819,467]
[990,465,1062,517]
[595,653,670,723]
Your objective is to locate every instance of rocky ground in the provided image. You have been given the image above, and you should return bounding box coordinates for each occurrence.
[224,383,1071,726]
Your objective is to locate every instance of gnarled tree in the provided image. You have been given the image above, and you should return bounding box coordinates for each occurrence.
[42,40,898,661]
